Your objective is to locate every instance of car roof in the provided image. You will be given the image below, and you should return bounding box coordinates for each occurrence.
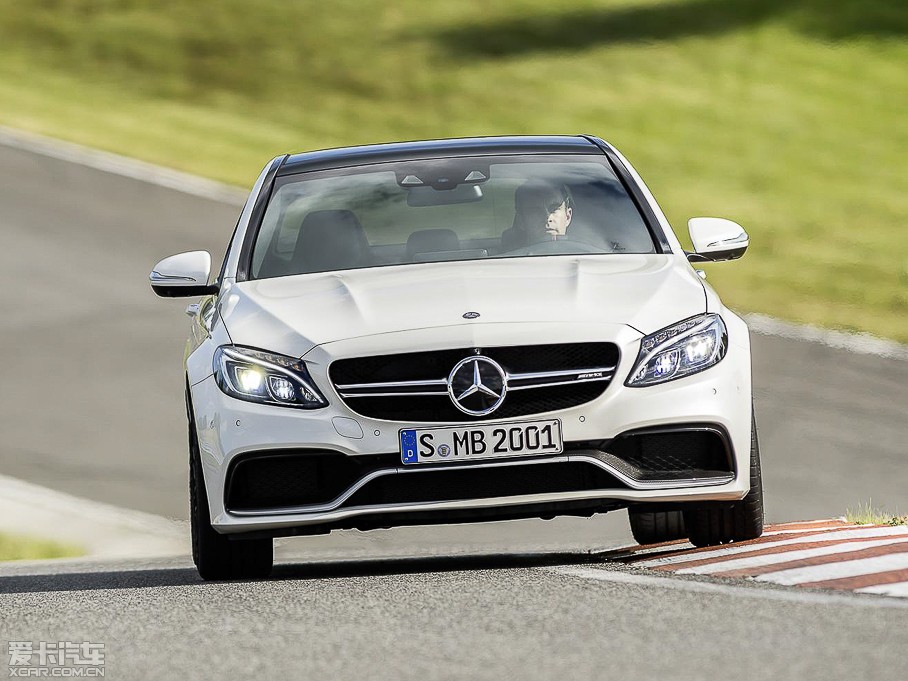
[278,135,605,176]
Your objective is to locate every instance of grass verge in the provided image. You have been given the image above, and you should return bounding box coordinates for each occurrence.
[844,502,908,527]
[0,532,84,562]
[1,0,907,340]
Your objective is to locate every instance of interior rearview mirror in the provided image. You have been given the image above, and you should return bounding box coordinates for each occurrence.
[687,217,749,262]
[149,251,218,298]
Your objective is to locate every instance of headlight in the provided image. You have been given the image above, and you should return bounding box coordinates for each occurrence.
[213,346,327,408]
[626,314,727,387]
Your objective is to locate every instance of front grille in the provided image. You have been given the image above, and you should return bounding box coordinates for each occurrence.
[330,343,619,422]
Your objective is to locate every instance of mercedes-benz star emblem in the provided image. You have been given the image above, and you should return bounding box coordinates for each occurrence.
[447,356,507,416]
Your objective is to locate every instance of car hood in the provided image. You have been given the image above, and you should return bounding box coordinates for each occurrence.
[218,255,706,358]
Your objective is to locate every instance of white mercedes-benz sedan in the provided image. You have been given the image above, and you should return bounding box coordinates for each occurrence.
[151,135,763,580]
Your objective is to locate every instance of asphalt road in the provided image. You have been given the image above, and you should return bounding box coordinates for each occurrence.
[1,139,907,680]
[1,552,906,681]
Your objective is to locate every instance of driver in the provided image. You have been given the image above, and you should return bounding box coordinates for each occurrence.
[502,180,574,250]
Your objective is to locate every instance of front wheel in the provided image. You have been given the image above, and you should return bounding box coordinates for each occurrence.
[628,509,687,545]
[684,413,765,547]
[189,416,272,581]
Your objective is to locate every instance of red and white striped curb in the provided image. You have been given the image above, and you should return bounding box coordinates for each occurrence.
[621,519,908,598]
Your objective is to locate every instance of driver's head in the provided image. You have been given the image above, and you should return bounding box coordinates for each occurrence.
[513,180,573,241]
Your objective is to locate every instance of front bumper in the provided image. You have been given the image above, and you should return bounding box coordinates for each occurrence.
[189,320,752,535]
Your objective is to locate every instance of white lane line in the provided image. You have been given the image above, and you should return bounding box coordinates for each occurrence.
[544,566,908,609]
[636,527,908,568]
[856,581,908,597]
[676,537,908,575]
[766,519,850,527]
[761,525,858,535]
[0,125,247,205]
[755,553,908,586]
[618,543,692,558]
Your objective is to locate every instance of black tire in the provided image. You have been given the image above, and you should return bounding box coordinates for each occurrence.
[188,399,272,581]
[684,412,765,547]
[628,509,687,544]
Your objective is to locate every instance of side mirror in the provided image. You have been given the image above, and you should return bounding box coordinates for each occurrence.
[687,217,749,262]
[150,251,218,298]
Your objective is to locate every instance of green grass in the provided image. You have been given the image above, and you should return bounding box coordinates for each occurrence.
[844,502,908,526]
[0,532,84,561]
[2,0,907,340]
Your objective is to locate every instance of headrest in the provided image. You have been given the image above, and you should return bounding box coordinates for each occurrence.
[406,229,460,260]
[293,210,370,273]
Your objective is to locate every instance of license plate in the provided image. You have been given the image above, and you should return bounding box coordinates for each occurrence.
[399,419,563,465]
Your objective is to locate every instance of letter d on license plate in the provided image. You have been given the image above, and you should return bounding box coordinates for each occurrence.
[399,419,562,465]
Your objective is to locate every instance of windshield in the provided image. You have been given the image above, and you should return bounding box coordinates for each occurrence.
[251,155,656,279]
